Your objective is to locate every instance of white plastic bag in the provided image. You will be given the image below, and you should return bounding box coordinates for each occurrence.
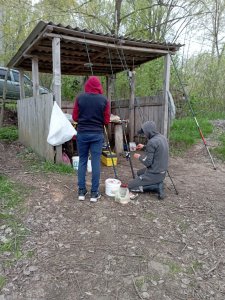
[47,102,77,146]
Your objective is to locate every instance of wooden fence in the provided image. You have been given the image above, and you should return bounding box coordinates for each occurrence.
[111,95,164,140]
[17,93,54,161]
[16,94,164,162]
[62,94,164,142]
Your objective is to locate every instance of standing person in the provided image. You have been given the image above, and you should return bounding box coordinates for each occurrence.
[128,121,169,199]
[72,76,110,202]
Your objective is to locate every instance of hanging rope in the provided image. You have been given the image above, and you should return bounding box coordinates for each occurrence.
[107,40,135,178]
[83,34,94,75]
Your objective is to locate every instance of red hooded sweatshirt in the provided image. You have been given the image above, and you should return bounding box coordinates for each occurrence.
[72,76,110,133]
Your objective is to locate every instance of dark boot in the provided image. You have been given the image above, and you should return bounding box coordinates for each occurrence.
[143,182,165,200]
[158,182,164,200]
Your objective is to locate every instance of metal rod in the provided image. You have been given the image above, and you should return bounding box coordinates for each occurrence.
[170,55,216,170]
[167,170,179,195]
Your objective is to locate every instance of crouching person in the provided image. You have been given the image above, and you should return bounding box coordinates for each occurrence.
[128,121,169,200]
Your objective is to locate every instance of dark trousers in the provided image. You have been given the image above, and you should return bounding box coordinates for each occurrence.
[76,132,104,193]
[128,168,166,191]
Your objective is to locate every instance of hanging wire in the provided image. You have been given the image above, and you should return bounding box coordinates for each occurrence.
[82,34,118,178]
[83,34,94,76]
[107,40,135,178]
[118,43,179,194]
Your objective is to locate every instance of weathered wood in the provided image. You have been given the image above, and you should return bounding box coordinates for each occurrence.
[19,69,25,99]
[17,94,54,161]
[52,37,62,162]
[163,54,170,137]
[44,32,171,55]
[114,124,123,156]
[32,57,39,97]
[61,94,164,144]
[0,69,9,127]
[129,71,135,142]
[106,75,113,140]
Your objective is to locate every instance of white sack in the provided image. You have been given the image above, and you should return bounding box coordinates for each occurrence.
[47,102,77,146]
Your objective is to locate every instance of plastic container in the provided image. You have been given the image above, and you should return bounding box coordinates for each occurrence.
[105,178,121,197]
[87,159,92,173]
[72,156,79,171]
[115,184,130,204]
[72,156,92,173]
[129,142,136,151]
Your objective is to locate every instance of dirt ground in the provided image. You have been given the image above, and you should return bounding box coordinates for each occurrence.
[1,121,225,300]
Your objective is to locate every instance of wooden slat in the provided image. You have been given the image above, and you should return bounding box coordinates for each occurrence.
[17,94,54,161]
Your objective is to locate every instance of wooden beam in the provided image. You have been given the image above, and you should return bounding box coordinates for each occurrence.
[52,37,61,106]
[32,57,39,97]
[52,37,62,163]
[163,54,170,137]
[129,71,135,142]
[19,69,25,99]
[44,32,171,55]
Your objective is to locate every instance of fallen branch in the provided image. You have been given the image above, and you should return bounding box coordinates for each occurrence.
[132,275,143,300]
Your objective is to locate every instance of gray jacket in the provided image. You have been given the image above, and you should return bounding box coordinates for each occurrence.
[139,121,168,174]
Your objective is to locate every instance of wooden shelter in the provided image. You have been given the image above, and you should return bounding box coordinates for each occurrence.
[7,21,181,162]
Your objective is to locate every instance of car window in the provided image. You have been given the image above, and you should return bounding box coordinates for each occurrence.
[24,75,32,85]
[12,71,32,85]
[0,69,11,81]
[12,71,19,82]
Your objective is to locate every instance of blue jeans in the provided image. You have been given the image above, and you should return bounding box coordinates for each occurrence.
[76,132,104,193]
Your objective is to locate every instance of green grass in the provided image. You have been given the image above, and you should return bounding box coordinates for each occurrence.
[169,117,213,155]
[213,133,225,161]
[0,276,6,290]
[19,148,74,174]
[0,126,18,142]
[0,175,29,291]
[0,175,23,209]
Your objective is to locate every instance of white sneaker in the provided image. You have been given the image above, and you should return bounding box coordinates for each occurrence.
[78,190,88,201]
[90,193,101,203]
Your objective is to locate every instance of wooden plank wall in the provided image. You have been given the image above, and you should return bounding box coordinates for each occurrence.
[111,94,164,141]
[17,93,54,161]
[61,94,164,142]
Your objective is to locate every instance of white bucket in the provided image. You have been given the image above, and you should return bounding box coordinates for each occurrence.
[72,156,79,171]
[105,178,121,197]
[72,156,92,172]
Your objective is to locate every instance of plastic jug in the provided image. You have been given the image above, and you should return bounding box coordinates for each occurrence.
[115,184,130,204]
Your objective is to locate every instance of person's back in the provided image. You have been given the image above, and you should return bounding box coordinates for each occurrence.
[143,123,168,174]
[128,121,169,199]
[72,76,110,203]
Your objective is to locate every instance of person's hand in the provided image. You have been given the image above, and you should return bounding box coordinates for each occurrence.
[134,153,141,159]
[136,143,144,150]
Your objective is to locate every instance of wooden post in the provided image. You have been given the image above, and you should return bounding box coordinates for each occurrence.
[129,71,135,142]
[114,123,123,156]
[19,69,25,99]
[52,37,61,106]
[106,75,113,140]
[32,57,39,97]
[163,54,171,137]
[52,37,62,162]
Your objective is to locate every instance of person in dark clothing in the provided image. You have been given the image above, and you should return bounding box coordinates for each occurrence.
[72,76,110,202]
[128,121,169,199]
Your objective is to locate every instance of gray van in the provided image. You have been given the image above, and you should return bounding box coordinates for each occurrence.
[0,67,49,100]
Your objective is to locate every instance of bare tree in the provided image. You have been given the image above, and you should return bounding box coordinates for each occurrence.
[0,68,9,127]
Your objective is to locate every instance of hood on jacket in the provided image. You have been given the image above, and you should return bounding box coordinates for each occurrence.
[84,76,103,94]
[141,121,158,139]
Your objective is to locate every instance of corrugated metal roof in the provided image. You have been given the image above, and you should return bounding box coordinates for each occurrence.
[7,21,182,75]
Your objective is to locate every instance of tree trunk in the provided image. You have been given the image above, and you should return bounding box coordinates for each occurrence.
[0,68,9,127]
